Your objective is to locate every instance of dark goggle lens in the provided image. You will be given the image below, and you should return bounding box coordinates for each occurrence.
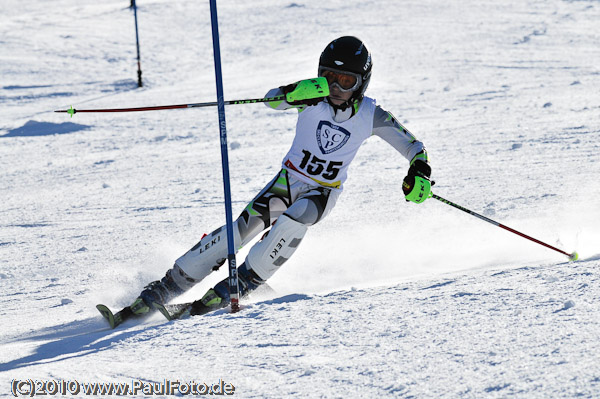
[321,70,358,90]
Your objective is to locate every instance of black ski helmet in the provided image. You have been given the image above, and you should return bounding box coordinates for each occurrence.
[319,36,372,102]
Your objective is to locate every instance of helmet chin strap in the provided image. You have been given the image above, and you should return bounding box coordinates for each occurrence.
[326,97,358,122]
[326,97,355,112]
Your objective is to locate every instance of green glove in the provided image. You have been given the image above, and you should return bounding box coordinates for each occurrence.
[280,77,329,106]
[402,160,432,204]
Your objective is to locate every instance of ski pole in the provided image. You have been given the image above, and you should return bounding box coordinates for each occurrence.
[54,96,283,117]
[431,193,578,261]
[54,78,329,117]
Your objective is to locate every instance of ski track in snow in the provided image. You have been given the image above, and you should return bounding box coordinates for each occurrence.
[1,0,599,397]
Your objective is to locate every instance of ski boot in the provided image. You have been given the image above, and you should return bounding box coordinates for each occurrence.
[155,262,266,320]
[98,266,196,328]
[135,268,187,313]
[191,262,265,315]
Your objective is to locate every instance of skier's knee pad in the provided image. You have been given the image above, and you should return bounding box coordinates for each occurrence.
[246,214,308,280]
[175,226,241,281]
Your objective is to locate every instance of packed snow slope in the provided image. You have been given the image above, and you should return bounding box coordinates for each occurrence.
[1,0,599,397]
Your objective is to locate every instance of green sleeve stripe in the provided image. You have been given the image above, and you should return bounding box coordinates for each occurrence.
[267,100,284,109]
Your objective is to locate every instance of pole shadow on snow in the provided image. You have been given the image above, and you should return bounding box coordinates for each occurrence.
[584,253,600,262]
[1,120,91,138]
[0,317,160,372]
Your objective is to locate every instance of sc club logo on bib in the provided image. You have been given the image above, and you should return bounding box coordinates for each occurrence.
[316,121,351,154]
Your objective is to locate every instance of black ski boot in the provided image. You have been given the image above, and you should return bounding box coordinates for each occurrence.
[133,268,187,315]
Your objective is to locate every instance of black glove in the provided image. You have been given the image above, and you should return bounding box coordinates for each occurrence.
[280,83,324,107]
[402,160,433,203]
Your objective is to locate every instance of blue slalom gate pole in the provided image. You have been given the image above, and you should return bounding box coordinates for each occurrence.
[209,0,240,312]
[131,0,143,87]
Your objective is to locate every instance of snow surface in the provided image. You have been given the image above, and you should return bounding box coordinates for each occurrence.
[1,0,600,397]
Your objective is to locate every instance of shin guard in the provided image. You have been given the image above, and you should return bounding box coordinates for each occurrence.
[175,226,241,281]
[246,214,307,280]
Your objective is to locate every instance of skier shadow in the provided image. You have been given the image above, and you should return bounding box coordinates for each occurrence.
[0,294,313,372]
[0,315,162,372]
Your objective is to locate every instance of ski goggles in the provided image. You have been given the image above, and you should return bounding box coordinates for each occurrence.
[318,67,362,92]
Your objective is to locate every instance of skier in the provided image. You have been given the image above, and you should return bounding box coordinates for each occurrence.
[124,36,432,318]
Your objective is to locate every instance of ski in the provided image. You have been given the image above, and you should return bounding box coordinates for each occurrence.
[154,283,276,321]
[154,301,230,320]
[96,302,152,329]
[96,304,135,329]
[154,299,235,321]
[153,302,194,321]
